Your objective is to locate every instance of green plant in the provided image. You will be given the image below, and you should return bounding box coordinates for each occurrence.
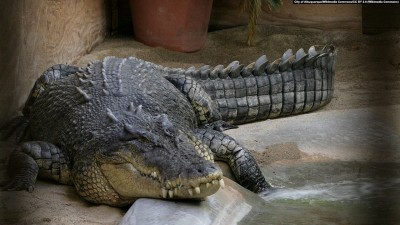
[240,0,282,46]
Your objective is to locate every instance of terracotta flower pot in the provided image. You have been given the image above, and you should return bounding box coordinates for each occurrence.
[130,0,213,52]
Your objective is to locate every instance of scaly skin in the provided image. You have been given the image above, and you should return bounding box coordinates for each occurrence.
[1,45,336,206]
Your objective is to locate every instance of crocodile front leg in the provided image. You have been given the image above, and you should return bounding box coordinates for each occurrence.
[2,141,71,192]
[195,129,271,193]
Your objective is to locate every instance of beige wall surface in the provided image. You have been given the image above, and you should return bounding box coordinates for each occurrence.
[210,0,362,30]
[0,0,109,125]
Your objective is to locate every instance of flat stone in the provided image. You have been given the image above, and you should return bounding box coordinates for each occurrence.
[119,178,264,225]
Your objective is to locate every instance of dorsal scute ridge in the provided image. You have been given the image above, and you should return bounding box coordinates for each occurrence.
[87,60,99,74]
[75,86,91,103]
[106,108,119,123]
[78,67,87,74]
[154,113,176,137]
[279,55,295,72]
[102,57,113,81]
[126,56,165,74]
[282,49,293,61]
[101,57,127,96]
[228,63,244,78]
[167,45,335,81]
[304,46,318,67]
[253,55,268,76]
[292,48,309,69]
[308,46,317,57]
[241,62,255,77]
[209,65,224,80]
[221,61,239,78]
[200,68,211,80]
[266,58,282,74]
[295,48,306,61]
[101,56,116,75]
[198,65,211,80]
[185,66,198,76]
[117,58,127,94]
[321,45,331,54]
[128,102,135,112]
[200,65,211,71]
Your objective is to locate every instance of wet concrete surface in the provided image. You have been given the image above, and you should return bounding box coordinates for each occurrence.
[225,106,400,224]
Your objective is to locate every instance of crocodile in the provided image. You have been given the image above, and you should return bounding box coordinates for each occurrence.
[1,45,336,206]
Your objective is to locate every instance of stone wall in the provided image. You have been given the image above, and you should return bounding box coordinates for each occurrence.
[210,0,362,30]
[0,0,109,125]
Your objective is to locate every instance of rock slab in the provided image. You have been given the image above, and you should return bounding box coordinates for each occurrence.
[119,178,264,225]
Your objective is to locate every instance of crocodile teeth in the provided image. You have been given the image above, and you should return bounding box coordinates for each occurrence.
[151,171,157,178]
[166,181,172,189]
[219,179,225,189]
[188,188,193,196]
[174,188,178,195]
[194,187,201,194]
[168,190,174,198]
[162,188,168,198]
[206,182,210,188]
[212,180,218,185]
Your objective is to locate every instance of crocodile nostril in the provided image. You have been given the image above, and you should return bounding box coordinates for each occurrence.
[197,168,203,173]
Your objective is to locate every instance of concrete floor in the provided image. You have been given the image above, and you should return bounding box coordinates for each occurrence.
[226,106,400,163]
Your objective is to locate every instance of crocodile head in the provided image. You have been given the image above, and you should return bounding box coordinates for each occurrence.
[95,108,223,203]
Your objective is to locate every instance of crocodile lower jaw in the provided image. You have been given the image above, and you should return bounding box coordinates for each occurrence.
[100,163,223,199]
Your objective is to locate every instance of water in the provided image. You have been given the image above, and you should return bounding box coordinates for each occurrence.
[262,178,400,202]
[239,162,400,225]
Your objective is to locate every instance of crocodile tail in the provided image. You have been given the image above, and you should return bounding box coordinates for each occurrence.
[192,45,336,124]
